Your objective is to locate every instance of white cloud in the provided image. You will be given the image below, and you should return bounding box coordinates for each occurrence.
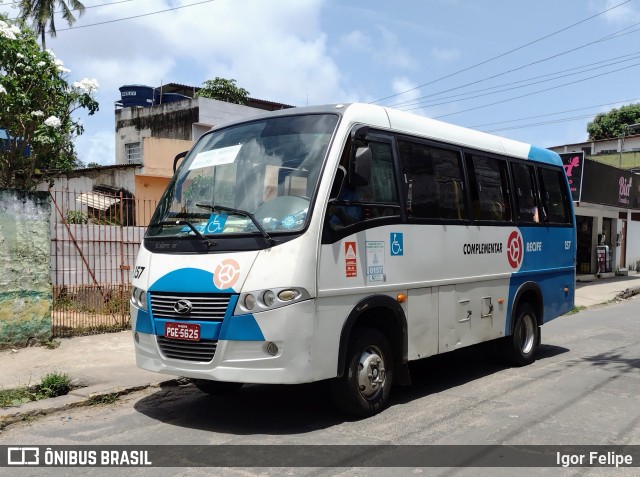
[75,131,115,166]
[388,77,429,115]
[430,47,460,62]
[340,30,372,52]
[374,26,415,69]
[35,0,348,164]
[338,26,416,70]
[590,0,640,24]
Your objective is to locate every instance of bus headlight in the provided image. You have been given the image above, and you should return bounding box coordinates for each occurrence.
[235,287,310,315]
[130,286,148,311]
[262,290,276,307]
[278,289,299,301]
[243,293,256,310]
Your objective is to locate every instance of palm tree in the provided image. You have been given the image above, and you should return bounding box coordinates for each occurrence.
[19,0,86,49]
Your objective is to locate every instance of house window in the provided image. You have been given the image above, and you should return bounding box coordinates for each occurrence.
[125,142,141,164]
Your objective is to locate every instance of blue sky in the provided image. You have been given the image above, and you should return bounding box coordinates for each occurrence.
[2,0,640,165]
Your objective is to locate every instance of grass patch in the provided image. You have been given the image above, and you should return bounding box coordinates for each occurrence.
[566,305,586,315]
[89,393,119,405]
[0,372,72,408]
[44,339,61,349]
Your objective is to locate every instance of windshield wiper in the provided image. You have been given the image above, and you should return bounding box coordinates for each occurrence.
[156,220,217,248]
[196,203,276,246]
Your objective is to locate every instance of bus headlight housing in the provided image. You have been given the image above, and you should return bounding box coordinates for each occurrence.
[235,287,310,315]
[130,286,148,311]
[243,293,256,310]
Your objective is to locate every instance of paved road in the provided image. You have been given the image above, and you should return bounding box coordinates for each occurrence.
[1,296,639,476]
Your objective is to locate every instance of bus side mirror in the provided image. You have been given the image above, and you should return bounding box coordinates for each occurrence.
[349,146,372,187]
[173,150,188,173]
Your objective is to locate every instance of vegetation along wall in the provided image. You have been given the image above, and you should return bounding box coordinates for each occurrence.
[0,190,51,348]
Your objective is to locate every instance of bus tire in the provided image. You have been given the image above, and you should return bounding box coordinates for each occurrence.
[330,327,394,417]
[502,302,539,367]
[193,379,243,395]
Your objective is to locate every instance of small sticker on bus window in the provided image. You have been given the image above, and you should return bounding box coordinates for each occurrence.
[180,223,206,234]
[189,144,242,170]
[204,213,228,234]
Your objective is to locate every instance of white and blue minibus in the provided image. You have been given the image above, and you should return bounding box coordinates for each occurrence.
[130,103,576,417]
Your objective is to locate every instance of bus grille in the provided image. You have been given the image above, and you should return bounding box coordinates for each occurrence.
[150,292,232,321]
[157,336,218,362]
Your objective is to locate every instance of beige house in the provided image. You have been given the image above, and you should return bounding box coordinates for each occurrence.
[115,83,292,225]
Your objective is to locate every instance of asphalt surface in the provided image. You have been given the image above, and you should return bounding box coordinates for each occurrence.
[1,273,639,428]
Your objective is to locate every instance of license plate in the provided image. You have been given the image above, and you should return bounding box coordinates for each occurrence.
[164,322,200,341]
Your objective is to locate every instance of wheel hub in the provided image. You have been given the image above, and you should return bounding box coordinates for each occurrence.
[519,314,535,354]
[357,346,386,398]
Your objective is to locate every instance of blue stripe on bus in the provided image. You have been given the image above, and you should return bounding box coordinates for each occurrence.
[218,295,264,340]
[143,269,264,341]
[505,226,575,335]
[134,308,153,334]
[527,145,563,167]
[148,267,230,293]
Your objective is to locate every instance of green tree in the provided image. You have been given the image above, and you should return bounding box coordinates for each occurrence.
[195,77,250,105]
[19,0,85,49]
[587,103,640,140]
[0,15,99,190]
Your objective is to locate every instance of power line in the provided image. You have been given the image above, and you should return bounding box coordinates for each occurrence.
[78,0,135,11]
[390,21,640,110]
[468,97,640,129]
[481,113,598,133]
[56,0,217,32]
[370,0,632,104]
[393,51,640,110]
[430,60,640,119]
[7,0,135,20]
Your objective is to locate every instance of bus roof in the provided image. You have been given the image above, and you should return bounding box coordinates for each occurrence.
[209,103,563,168]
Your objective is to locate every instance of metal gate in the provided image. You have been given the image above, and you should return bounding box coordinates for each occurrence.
[49,190,156,337]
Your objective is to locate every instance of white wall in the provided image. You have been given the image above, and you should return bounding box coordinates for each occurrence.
[627,217,640,270]
[37,166,137,194]
[196,97,266,130]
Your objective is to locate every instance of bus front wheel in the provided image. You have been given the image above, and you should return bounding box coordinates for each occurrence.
[330,327,394,417]
[502,302,539,367]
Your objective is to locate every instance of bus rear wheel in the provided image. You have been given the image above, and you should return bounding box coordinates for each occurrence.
[193,379,243,396]
[502,302,539,367]
[330,327,394,418]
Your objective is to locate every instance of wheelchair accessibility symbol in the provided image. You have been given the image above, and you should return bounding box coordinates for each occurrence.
[390,233,403,256]
[205,213,228,234]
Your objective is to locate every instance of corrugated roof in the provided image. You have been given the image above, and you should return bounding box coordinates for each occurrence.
[158,83,294,110]
[76,192,120,211]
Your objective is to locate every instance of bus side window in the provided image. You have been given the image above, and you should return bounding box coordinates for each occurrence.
[465,154,512,222]
[327,140,400,230]
[398,140,466,220]
[538,168,572,224]
[511,162,540,223]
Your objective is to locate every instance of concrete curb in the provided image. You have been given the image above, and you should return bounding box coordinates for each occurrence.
[0,379,179,430]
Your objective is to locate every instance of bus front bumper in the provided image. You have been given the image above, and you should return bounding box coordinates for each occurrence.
[131,299,326,385]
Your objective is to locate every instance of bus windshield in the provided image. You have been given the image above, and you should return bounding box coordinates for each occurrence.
[147,113,339,239]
